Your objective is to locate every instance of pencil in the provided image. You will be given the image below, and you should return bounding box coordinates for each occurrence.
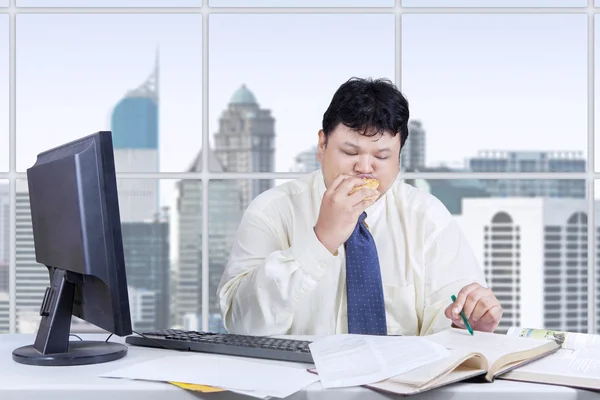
[451,295,474,336]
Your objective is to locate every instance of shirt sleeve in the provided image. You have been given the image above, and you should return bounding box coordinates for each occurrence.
[419,219,487,336]
[217,209,338,336]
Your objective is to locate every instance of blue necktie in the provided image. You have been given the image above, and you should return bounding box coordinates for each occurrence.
[345,212,387,335]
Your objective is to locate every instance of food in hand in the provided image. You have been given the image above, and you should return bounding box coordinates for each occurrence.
[349,178,380,201]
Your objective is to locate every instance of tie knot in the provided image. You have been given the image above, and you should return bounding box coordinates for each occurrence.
[358,212,367,224]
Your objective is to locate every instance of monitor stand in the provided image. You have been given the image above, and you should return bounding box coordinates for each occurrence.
[12,268,128,366]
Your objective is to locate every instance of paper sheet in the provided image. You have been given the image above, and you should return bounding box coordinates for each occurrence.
[516,348,600,379]
[100,353,318,399]
[308,334,449,388]
[169,382,225,393]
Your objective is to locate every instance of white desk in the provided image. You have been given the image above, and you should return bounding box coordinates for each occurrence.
[0,333,597,400]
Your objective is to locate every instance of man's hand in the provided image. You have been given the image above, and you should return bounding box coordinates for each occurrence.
[444,283,503,333]
[314,175,379,254]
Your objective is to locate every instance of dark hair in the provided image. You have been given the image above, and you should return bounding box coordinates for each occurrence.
[322,77,410,148]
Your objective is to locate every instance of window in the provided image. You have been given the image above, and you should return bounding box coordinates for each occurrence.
[1,1,597,335]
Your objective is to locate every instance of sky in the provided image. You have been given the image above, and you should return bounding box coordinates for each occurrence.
[0,10,598,203]
[402,13,588,169]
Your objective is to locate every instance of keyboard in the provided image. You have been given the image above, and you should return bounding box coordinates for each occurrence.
[125,329,314,363]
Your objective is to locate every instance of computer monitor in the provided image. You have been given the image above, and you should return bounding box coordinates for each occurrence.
[12,131,132,366]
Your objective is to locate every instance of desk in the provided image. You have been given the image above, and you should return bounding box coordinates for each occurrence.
[0,333,597,400]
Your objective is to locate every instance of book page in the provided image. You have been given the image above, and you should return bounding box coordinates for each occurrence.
[308,334,449,388]
[424,328,554,368]
[506,348,600,380]
[387,348,486,387]
[506,327,600,350]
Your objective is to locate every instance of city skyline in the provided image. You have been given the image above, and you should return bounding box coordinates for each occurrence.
[1,13,595,177]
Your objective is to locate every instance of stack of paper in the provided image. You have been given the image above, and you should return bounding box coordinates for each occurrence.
[100,353,319,399]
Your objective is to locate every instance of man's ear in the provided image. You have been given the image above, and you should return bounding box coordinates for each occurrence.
[317,130,327,164]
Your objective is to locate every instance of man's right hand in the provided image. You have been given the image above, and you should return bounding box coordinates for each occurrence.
[314,175,380,255]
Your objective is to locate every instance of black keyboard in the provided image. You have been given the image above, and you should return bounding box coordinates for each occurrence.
[125,329,314,363]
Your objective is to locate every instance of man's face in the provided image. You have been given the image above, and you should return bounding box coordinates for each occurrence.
[317,123,401,197]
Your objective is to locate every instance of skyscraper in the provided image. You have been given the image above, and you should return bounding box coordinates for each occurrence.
[121,209,170,330]
[401,120,426,172]
[213,84,275,210]
[112,50,160,222]
[175,148,242,332]
[290,146,319,173]
[456,197,591,334]
[0,183,8,264]
[15,181,46,332]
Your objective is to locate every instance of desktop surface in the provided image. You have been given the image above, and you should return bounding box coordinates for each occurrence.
[0,333,596,400]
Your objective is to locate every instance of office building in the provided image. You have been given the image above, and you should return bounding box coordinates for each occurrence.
[213,84,275,210]
[468,151,585,198]
[411,166,491,215]
[121,210,170,330]
[456,197,591,334]
[0,292,7,333]
[128,287,158,332]
[112,51,160,222]
[15,182,46,332]
[290,146,319,173]
[175,148,242,331]
[401,120,426,172]
[0,183,8,263]
[0,262,7,293]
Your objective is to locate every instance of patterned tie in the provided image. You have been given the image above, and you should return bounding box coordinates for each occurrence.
[345,212,387,335]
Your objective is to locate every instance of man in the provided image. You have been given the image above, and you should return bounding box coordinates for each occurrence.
[218,77,502,337]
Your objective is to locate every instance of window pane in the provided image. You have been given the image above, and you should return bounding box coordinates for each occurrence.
[208,179,283,333]
[0,180,8,333]
[119,179,172,332]
[173,177,203,331]
[211,0,392,6]
[15,178,175,333]
[416,178,588,333]
[403,0,585,6]
[210,14,394,173]
[18,0,201,6]
[17,14,202,173]
[0,15,6,172]
[402,15,587,172]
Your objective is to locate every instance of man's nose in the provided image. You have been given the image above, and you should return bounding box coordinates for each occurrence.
[355,155,374,174]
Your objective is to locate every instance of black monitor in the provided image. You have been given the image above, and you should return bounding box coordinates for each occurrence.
[12,131,132,366]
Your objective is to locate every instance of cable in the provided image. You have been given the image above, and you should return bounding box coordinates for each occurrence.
[69,333,83,341]
[105,333,113,342]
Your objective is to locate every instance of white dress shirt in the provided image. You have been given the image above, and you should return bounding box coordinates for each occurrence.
[218,169,486,337]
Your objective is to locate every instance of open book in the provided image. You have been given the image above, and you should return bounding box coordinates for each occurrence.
[498,327,600,391]
[365,328,560,396]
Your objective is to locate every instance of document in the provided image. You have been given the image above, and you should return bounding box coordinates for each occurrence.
[500,327,600,390]
[307,334,449,388]
[100,352,319,399]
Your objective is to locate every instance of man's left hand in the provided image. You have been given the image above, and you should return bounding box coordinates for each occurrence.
[444,283,503,333]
